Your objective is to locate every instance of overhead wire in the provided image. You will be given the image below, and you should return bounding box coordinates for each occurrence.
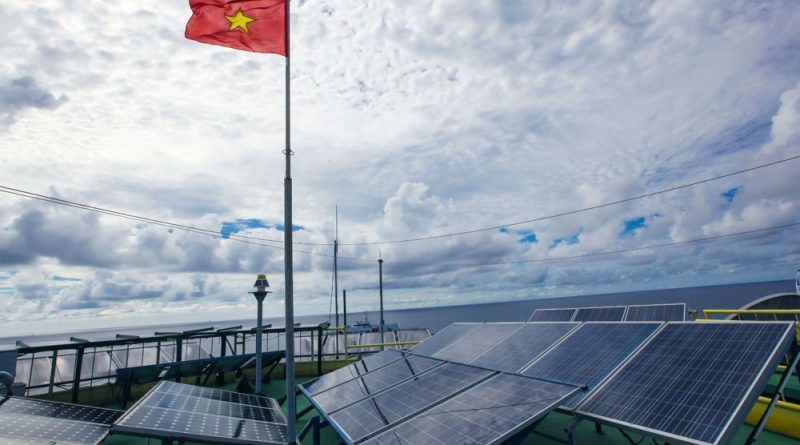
[1,155,797,248]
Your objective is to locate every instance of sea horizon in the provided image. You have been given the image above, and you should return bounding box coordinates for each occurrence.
[2,278,794,346]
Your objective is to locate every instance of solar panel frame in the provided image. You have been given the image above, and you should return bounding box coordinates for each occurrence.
[407,322,482,356]
[468,322,581,373]
[521,321,663,408]
[572,305,627,321]
[528,308,577,322]
[361,373,583,445]
[113,381,288,445]
[432,322,524,363]
[0,397,121,445]
[624,303,686,321]
[575,321,796,445]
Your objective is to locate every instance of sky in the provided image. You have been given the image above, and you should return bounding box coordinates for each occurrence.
[1,0,799,336]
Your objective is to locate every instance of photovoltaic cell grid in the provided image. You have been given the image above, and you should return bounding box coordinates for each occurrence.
[327,363,493,443]
[625,303,686,321]
[362,373,581,445]
[303,350,406,395]
[572,306,627,321]
[433,323,522,363]
[469,322,579,373]
[528,308,576,322]
[522,322,662,407]
[310,355,443,413]
[577,322,795,445]
[113,381,288,445]
[408,323,481,356]
[0,397,121,445]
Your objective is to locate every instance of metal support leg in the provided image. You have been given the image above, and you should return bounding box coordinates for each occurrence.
[565,417,581,445]
[745,344,800,445]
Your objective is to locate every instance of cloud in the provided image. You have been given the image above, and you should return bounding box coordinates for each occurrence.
[0,76,66,129]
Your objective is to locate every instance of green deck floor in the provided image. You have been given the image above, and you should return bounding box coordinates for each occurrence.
[101,375,800,445]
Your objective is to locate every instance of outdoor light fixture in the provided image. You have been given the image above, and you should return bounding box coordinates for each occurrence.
[250,274,271,394]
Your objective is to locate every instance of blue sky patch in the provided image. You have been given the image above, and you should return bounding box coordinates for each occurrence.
[722,187,740,203]
[220,219,304,239]
[550,232,580,249]
[499,227,538,244]
[620,216,647,237]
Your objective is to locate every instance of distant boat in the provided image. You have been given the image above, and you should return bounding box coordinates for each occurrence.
[345,312,398,333]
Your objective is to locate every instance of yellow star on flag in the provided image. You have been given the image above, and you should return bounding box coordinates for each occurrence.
[226,9,255,33]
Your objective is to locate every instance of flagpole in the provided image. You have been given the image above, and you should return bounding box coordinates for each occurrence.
[283,0,296,443]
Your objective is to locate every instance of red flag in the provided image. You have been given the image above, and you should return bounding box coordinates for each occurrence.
[185,0,286,55]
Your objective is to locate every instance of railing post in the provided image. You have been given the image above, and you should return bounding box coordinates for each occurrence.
[71,347,84,404]
[317,326,323,376]
[175,338,183,382]
[48,350,59,395]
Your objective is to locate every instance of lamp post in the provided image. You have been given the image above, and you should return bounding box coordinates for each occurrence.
[250,274,271,394]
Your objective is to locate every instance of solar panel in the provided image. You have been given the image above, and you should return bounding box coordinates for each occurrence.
[309,355,444,413]
[0,397,121,445]
[625,303,686,321]
[572,306,627,321]
[362,373,581,445]
[408,323,482,356]
[469,322,580,373]
[576,322,796,445]
[303,349,406,395]
[433,323,523,363]
[528,308,576,322]
[113,381,287,445]
[522,322,661,407]
[326,363,494,443]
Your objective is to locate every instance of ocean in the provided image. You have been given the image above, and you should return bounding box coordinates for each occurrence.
[3,279,795,345]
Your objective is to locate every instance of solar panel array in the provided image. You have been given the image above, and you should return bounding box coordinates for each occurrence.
[576,322,795,445]
[113,380,288,445]
[0,397,121,445]
[303,349,406,395]
[529,303,691,323]
[304,316,795,445]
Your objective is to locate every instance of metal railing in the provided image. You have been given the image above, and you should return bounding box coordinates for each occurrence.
[13,323,329,402]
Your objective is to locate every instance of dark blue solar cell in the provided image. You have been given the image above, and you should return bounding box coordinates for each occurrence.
[572,306,626,321]
[362,373,580,445]
[303,350,405,395]
[522,322,661,407]
[409,323,482,357]
[624,303,685,321]
[328,363,493,442]
[576,322,795,445]
[0,397,121,445]
[433,323,522,363]
[310,355,443,413]
[528,308,576,322]
[469,322,579,373]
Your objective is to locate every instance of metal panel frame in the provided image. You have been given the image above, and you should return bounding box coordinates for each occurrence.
[574,321,797,445]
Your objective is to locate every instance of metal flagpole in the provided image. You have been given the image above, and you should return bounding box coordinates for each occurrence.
[334,206,339,357]
[283,0,296,442]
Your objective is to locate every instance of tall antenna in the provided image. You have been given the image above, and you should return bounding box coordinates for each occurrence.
[334,205,339,357]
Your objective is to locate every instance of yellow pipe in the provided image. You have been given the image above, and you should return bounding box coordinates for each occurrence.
[745,396,800,439]
[702,309,800,318]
